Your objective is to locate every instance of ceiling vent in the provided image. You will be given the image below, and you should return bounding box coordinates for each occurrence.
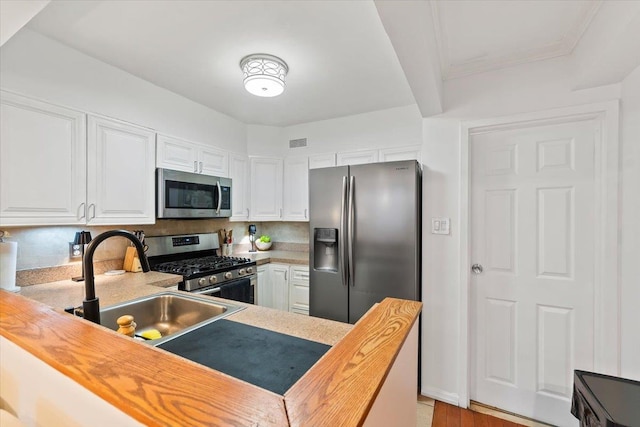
[289,138,307,148]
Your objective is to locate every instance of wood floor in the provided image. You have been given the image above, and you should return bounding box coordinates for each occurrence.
[432,401,527,427]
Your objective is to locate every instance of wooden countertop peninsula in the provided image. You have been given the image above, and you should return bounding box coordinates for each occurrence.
[0,290,421,426]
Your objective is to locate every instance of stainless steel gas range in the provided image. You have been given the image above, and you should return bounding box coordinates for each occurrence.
[145,233,256,303]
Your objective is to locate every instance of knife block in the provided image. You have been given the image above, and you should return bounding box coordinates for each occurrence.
[123,247,142,272]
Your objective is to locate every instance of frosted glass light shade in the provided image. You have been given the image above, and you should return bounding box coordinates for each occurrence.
[240,54,288,97]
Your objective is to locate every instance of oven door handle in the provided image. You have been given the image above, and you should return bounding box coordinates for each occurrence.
[195,286,221,295]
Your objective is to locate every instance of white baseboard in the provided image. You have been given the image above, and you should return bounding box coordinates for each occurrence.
[420,385,459,406]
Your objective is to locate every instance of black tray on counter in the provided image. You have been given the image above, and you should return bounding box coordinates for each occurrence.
[572,370,640,427]
[158,319,331,395]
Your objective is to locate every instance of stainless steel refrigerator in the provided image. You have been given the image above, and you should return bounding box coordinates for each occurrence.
[309,160,421,324]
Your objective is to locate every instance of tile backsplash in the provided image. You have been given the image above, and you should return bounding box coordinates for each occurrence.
[4,220,310,274]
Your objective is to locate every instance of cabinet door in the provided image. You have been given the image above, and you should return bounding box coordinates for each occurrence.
[87,115,156,225]
[336,149,378,166]
[256,265,271,307]
[270,264,290,311]
[309,153,336,169]
[198,145,228,177]
[229,153,250,221]
[156,134,198,173]
[379,145,422,163]
[0,91,86,226]
[283,156,309,221]
[250,157,283,221]
[289,266,309,315]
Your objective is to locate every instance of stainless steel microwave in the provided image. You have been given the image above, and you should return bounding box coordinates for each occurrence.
[156,168,232,219]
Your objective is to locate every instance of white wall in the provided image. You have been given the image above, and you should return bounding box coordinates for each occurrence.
[246,125,285,157]
[282,104,422,156]
[619,65,640,381]
[0,29,246,152]
[1,337,143,427]
[420,55,635,403]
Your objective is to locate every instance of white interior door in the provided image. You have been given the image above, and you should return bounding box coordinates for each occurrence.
[470,119,598,426]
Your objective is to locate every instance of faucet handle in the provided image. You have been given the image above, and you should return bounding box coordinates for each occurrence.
[116,315,136,337]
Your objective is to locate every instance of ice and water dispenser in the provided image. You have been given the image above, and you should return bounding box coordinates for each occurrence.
[313,228,338,272]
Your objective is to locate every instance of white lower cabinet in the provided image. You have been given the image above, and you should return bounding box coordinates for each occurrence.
[256,263,288,311]
[256,265,270,307]
[269,264,290,312]
[255,263,308,315]
[289,265,309,315]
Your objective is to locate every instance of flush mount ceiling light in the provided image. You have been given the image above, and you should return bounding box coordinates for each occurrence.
[240,54,289,97]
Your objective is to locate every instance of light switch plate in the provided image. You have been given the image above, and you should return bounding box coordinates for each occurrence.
[431,217,450,235]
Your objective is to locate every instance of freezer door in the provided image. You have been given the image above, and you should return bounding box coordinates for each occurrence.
[309,166,349,323]
[348,160,421,323]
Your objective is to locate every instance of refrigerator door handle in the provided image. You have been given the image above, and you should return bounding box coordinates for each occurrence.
[340,176,348,287]
[348,175,355,286]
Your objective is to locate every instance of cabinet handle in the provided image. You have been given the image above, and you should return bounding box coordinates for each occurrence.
[194,161,198,173]
[280,208,282,218]
[199,161,203,173]
[285,270,287,281]
[77,203,86,221]
[246,208,250,217]
[88,203,96,220]
[304,208,307,219]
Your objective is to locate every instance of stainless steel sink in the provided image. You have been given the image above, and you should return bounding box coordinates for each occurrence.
[100,291,244,345]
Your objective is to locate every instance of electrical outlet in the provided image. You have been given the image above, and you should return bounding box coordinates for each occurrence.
[69,242,83,259]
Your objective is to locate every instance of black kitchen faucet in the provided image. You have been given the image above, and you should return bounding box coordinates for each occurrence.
[81,230,150,324]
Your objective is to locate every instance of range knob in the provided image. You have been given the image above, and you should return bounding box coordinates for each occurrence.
[198,278,207,286]
[246,266,253,274]
[209,275,218,284]
[224,272,233,279]
[239,268,246,275]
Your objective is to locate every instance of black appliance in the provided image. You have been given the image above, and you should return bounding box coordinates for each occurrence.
[145,233,256,304]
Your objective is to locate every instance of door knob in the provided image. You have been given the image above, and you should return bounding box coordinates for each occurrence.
[471,264,483,274]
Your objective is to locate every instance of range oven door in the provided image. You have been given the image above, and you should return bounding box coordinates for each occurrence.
[194,276,254,304]
[157,168,232,218]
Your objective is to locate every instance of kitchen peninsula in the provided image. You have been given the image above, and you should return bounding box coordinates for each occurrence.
[0,272,421,427]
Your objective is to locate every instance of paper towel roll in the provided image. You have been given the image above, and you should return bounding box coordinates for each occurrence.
[0,241,20,292]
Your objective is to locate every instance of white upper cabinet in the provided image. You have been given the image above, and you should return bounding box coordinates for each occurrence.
[379,145,422,163]
[336,149,379,166]
[156,134,197,172]
[283,156,309,221]
[309,153,336,169]
[229,153,250,221]
[157,133,228,177]
[86,115,156,225]
[0,91,87,226]
[199,145,228,177]
[249,157,283,221]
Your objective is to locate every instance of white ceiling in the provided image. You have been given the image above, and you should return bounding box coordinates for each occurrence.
[20,0,623,127]
[26,0,415,127]
[432,0,602,80]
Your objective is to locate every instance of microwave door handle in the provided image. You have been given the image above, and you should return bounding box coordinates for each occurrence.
[216,181,222,214]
